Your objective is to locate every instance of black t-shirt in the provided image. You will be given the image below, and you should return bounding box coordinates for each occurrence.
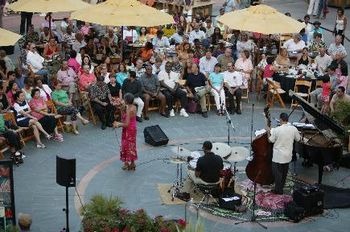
[108,82,121,97]
[186,73,207,93]
[196,152,224,183]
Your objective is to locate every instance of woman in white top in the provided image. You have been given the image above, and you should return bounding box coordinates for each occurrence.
[334,7,347,44]
[13,91,52,148]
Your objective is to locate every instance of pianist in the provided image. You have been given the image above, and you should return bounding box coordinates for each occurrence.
[268,113,301,195]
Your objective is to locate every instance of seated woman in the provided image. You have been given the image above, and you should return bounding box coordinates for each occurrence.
[67,50,81,74]
[79,65,96,91]
[211,27,223,46]
[138,42,154,62]
[51,81,89,135]
[235,50,253,86]
[0,112,22,156]
[274,48,290,71]
[43,38,60,59]
[29,88,63,142]
[34,78,52,101]
[263,57,276,80]
[116,63,128,86]
[209,63,226,115]
[108,75,122,106]
[79,55,94,75]
[138,27,149,44]
[297,47,312,66]
[13,91,51,148]
[22,78,34,101]
[6,80,19,106]
[0,83,11,113]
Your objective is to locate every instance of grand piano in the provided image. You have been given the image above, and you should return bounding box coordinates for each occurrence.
[289,90,346,184]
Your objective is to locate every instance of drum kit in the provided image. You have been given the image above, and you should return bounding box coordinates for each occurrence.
[168,143,249,201]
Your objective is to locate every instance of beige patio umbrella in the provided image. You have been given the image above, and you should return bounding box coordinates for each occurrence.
[0,28,22,46]
[218,4,305,34]
[8,0,91,13]
[70,0,174,27]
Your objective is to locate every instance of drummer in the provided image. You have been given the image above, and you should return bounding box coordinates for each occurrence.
[188,141,224,185]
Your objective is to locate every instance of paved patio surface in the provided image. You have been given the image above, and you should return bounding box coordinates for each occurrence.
[1,0,350,231]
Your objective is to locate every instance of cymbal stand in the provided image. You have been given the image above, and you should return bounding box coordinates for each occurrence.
[168,146,184,201]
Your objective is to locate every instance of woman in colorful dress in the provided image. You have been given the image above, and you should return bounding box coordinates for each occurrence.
[113,93,137,171]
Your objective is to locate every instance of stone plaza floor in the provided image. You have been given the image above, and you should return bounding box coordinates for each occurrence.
[1,1,350,231]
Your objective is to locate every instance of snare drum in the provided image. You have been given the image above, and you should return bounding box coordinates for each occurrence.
[188,159,232,171]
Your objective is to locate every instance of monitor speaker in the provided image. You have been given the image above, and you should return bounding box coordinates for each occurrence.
[56,155,76,187]
[143,125,169,146]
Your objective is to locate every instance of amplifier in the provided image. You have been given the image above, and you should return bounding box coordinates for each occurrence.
[143,125,169,146]
[284,201,305,223]
[293,185,324,216]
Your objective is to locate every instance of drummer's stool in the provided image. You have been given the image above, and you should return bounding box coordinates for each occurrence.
[196,183,220,205]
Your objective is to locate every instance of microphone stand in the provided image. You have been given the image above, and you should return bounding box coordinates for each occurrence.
[234,171,267,229]
[222,102,235,146]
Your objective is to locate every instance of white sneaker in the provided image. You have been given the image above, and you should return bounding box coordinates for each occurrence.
[169,109,175,117]
[180,108,189,117]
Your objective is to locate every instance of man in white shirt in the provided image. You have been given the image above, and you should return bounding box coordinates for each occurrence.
[283,34,305,57]
[189,23,206,44]
[152,30,170,50]
[199,49,218,77]
[315,47,332,74]
[328,35,347,60]
[26,43,49,79]
[268,113,301,194]
[158,62,189,118]
[223,63,243,114]
[170,26,185,44]
[123,27,139,43]
[72,32,86,53]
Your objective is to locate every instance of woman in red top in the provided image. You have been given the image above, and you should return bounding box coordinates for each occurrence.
[6,81,19,106]
[29,88,63,142]
[321,75,331,114]
[263,57,276,80]
[43,38,60,59]
[79,65,96,91]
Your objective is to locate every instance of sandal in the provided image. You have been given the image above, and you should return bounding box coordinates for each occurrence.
[122,163,129,170]
[73,130,80,135]
[128,163,136,171]
[36,143,46,149]
[82,119,89,125]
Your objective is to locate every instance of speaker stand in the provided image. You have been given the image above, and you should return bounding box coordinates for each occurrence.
[62,186,70,232]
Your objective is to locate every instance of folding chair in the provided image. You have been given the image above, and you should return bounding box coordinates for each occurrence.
[79,90,97,125]
[46,100,65,132]
[266,78,286,108]
[3,112,32,145]
[291,80,312,108]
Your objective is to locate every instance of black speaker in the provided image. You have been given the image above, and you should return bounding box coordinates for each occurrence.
[293,185,324,216]
[143,125,169,146]
[56,155,76,187]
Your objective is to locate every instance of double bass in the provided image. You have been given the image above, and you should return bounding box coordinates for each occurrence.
[245,106,274,185]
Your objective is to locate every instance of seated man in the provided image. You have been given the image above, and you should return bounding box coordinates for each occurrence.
[89,76,114,130]
[0,112,22,155]
[188,141,224,185]
[185,63,210,118]
[158,62,189,117]
[122,71,144,122]
[140,65,168,120]
[26,43,49,81]
[57,61,78,103]
[283,34,306,58]
[223,62,243,114]
[330,86,350,113]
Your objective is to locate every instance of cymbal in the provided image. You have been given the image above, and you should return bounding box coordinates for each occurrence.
[226,146,249,162]
[170,146,192,157]
[212,142,231,158]
[169,156,187,164]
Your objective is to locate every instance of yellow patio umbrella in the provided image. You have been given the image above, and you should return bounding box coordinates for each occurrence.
[218,4,305,34]
[0,28,22,46]
[70,0,174,27]
[8,0,91,13]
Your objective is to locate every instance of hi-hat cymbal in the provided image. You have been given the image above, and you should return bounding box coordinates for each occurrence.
[212,142,232,158]
[227,146,249,162]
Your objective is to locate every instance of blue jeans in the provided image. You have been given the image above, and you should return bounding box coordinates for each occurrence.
[36,69,49,85]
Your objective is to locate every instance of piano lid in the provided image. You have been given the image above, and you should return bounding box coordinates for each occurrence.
[289,90,346,136]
